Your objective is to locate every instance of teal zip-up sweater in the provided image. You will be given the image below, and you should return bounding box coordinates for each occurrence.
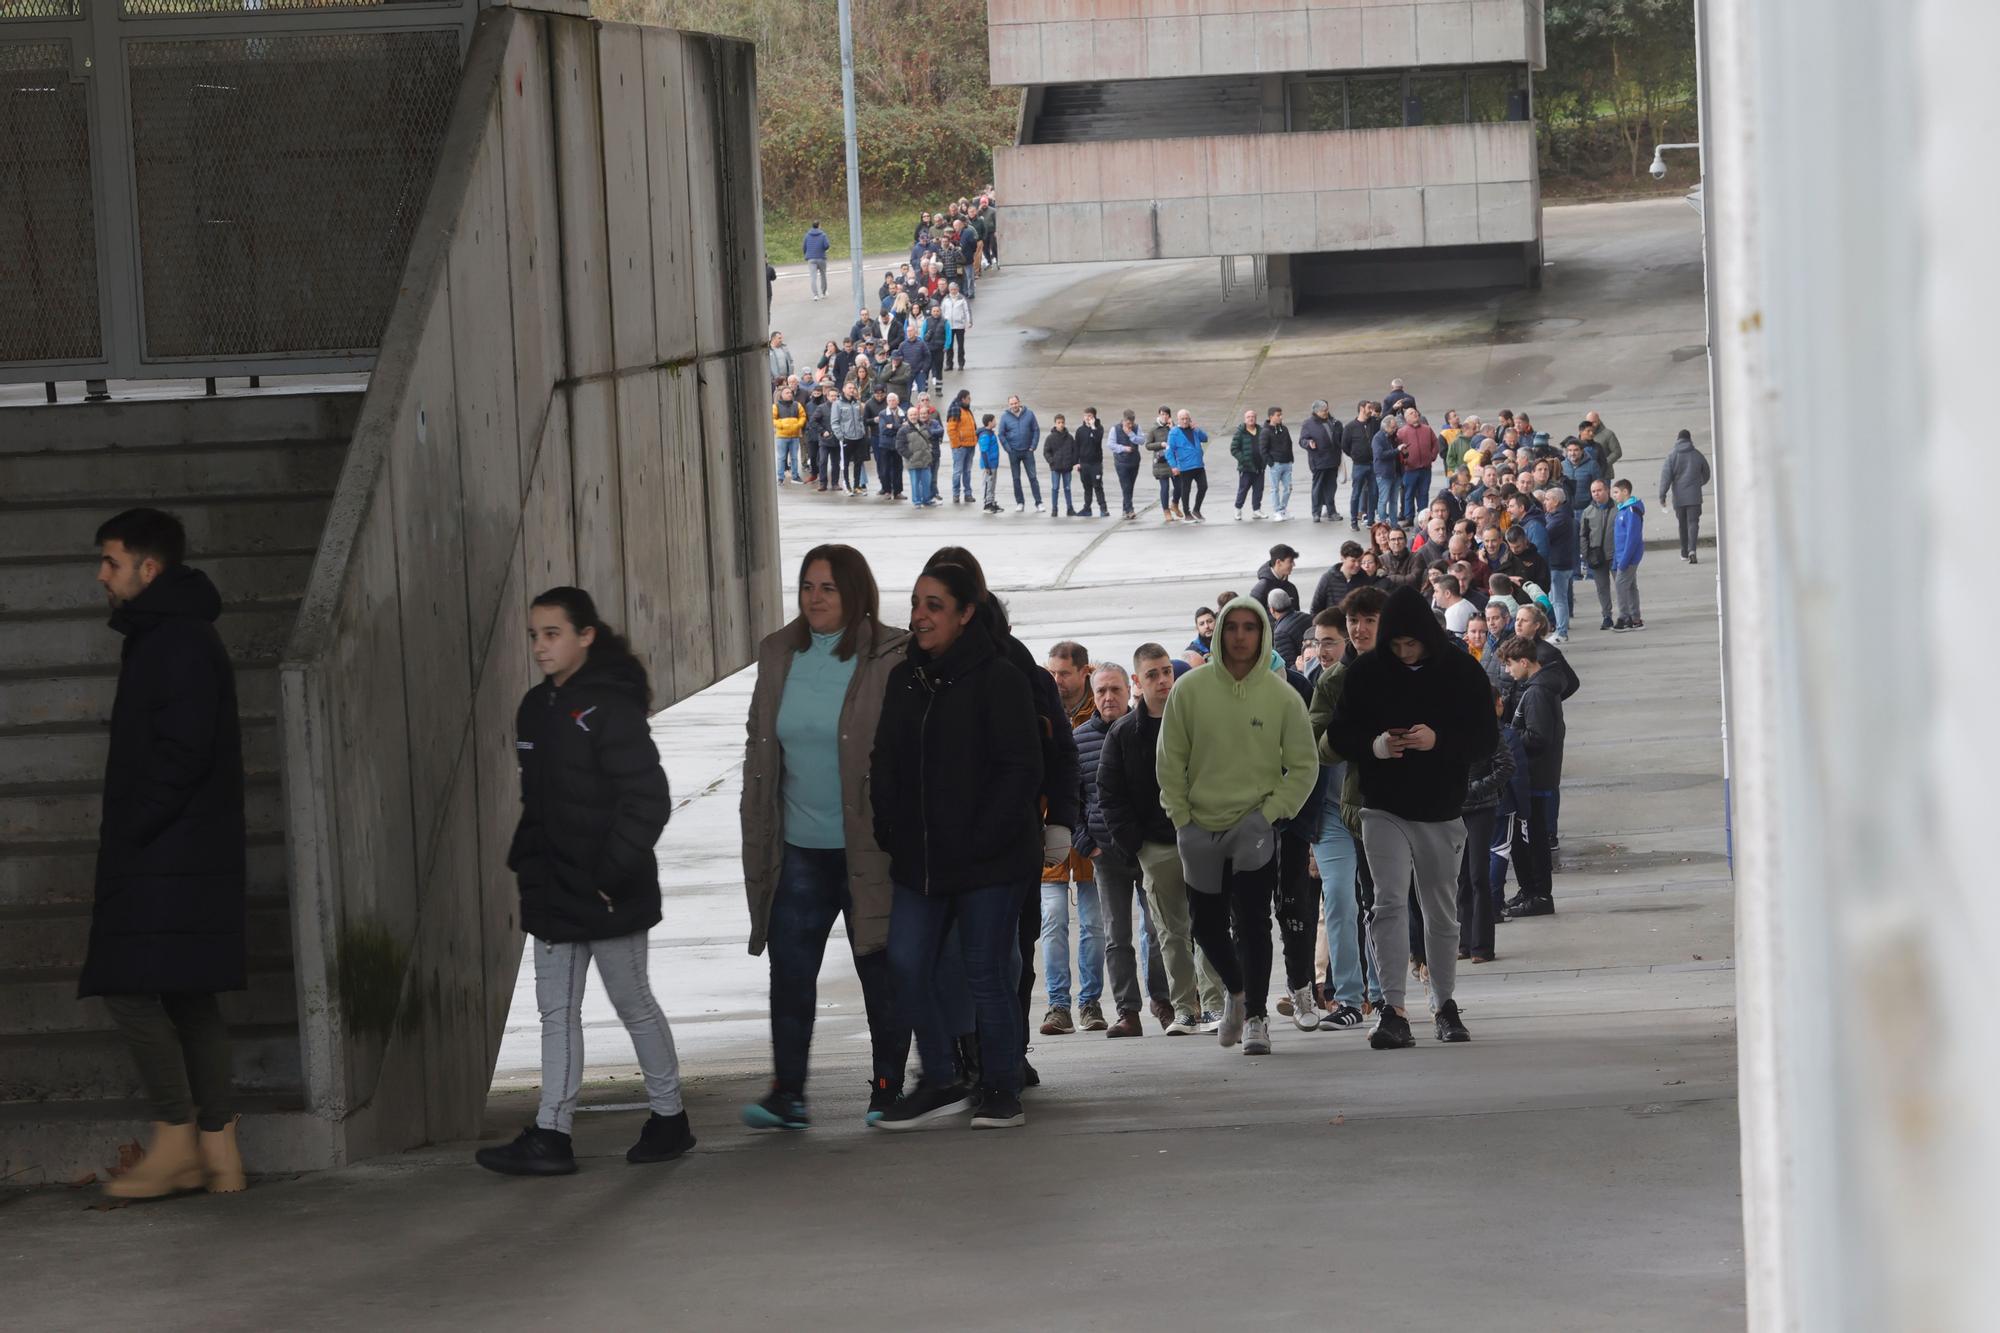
[774,629,857,847]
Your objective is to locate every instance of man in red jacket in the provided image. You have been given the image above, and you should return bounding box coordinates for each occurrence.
[1394,406,1439,525]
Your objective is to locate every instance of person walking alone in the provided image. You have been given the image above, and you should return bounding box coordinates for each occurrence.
[740,547,909,1129]
[1658,429,1712,564]
[85,509,249,1199]
[1156,598,1317,1056]
[477,588,689,1175]
[802,221,831,300]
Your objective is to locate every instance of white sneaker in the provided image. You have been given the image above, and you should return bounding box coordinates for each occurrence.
[1272,511,1289,522]
[1288,988,1320,1031]
[1252,511,1268,520]
[1234,510,1244,522]
[1016,503,1025,513]
[1243,1016,1271,1055]
[1217,993,1246,1047]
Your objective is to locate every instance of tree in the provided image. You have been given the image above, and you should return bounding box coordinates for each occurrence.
[1543,0,1697,178]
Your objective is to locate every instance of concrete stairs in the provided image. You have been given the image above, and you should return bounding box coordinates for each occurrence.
[0,390,359,1185]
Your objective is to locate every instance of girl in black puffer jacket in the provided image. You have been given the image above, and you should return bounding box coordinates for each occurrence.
[475,588,691,1178]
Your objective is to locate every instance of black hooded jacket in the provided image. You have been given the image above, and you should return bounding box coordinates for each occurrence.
[508,653,672,942]
[1342,416,1376,467]
[870,620,1045,894]
[1096,699,1176,854]
[1326,586,1499,823]
[81,565,246,997]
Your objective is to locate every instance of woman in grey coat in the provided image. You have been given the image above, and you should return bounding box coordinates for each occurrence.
[1658,430,1713,563]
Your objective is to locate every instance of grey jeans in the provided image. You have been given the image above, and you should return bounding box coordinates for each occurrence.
[1359,809,1467,1011]
[1095,845,1169,1015]
[103,992,234,1131]
[534,930,683,1135]
[1613,566,1642,622]
[806,257,827,296]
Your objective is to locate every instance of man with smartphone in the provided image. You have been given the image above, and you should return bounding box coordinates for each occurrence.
[1325,586,1499,1049]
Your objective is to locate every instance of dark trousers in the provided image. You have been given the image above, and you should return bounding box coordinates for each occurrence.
[1457,808,1498,958]
[1676,503,1702,557]
[888,881,1025,1094]
[1172,466,1209,518]
[1186,854,1278,1018]
[1511,792,1555,900]
[1008,451,1042,506]
[1050,467,1076,513]
[946,330,967,369]
[1016,885,1039,1057]
[103,992,234,1131]
[767,845,901,1093]
[1351,471,1377,522]
[1274,828,1318,992]
[874,445,904,495]
[1310,468,1342,519]
[1234,469,1265,512]
[1078,467,1107,514]
[1114,454,1140,513]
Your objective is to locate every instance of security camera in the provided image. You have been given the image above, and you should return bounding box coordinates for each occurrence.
[1649,152,1668,181]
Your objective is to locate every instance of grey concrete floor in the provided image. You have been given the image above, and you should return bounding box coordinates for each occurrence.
[2,200,1743,1331]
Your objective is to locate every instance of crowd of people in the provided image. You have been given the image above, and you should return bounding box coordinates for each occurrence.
[769,195,1002,504]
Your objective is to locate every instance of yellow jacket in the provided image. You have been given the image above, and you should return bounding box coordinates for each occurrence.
[772,400,806,440]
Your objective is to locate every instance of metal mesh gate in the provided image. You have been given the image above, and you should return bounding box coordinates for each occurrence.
[0,39,101,363]
[0,0,470,381]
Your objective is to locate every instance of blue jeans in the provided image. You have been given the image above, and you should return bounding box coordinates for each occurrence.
[1268,461,1293,515]
[777,436,801,481]
[1399,469,1430,522]
[1050,467,1075,513]
[1158,475,1172,510]
[910,465,935,506]
[951,447,974,500]
[887,881,1025,1092]
[766,845,900,1093]
[1311,797,1368,1007]
[1007,451,1042,506]
[1550,568,1576,636]
[1351,471,1376,522]
[1040,879,1105,1009]
[1373,471,1398,521]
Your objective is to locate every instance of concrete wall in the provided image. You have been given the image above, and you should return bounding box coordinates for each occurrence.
[994,121,1537,262]
[987,0,1546,84]
[279,6,778,1164]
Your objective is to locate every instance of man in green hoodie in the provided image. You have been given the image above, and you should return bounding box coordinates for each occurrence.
[1157,596,1317,1056]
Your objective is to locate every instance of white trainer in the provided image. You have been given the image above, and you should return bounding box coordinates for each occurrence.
[1243,1016,1271,1055]
[1288,988,1320,1031]
[1218,993,1246,1047]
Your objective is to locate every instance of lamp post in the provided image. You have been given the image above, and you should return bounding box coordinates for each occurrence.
[837,0,865,314]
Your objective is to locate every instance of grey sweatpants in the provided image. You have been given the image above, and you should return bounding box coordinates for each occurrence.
[1359,809,1467,1011]
[103,992,234,1131]
[1613,566,1642,622]
[534,930,684,1134]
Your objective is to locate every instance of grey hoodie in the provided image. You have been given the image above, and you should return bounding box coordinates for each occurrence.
[1658,435,1711,507]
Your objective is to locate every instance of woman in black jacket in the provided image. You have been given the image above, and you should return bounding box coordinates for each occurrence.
[475,588,690,1178]
[869,563,1044,1132]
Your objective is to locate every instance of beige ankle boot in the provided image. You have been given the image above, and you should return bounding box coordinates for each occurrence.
[104,1121,203,1199]
[199,1117,246,1193]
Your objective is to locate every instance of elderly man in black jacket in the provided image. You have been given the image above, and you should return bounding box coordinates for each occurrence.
[1299,400,1344,523]
[1096,644,1225,1033]
[1073,664,1172,1036]
[84,509,247,1199]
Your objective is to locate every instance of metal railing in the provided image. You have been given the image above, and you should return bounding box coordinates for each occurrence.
[0,0,474,383]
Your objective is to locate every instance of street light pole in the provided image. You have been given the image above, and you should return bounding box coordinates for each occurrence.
[837,0,865,315]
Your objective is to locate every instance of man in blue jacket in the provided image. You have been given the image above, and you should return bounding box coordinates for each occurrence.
[1539,488,1578,642]
[997,395,1044,512]
[802,221,831,300]
[1611,480,1646,631]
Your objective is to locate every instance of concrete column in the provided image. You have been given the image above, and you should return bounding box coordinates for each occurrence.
[1265,253,1296,316]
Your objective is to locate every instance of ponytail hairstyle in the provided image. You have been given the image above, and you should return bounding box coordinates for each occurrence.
[529,586,650,707]
[917,561,983,618]
[923,545,1011,637]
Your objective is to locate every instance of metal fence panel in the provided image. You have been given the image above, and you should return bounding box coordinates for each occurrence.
[0,3,81,19]
[122,2,433,13]
[0,40,102,364]
[126,28,459,359]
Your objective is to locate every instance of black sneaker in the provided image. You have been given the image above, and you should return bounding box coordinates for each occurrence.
[969,1088,1025,1129]
[868,1081,974,1131]
[866,1076,902,1125]
[1509,895,1555,918]
[1368,1005,1416,1050]
[1435,1000,1471,1043]
[1322,1003,1365,1029]
[627,1110,696,1163]
[1022,1057,1041,1088]
[1599,619,1614,631]
[740,1088,809,1131]
[475,1125,577,1176]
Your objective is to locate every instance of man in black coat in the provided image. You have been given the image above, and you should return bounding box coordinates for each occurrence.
[1298,400,1343,523]
[1342,402,1378,529]
[84,508,247,1199]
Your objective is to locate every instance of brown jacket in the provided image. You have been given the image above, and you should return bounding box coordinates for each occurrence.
[741,615,907,957]
[1042,685,1098,885]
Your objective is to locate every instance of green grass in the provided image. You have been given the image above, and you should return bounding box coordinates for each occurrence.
[763,201,930,269]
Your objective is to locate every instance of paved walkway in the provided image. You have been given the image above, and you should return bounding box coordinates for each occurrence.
[4,200,1742,1332]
